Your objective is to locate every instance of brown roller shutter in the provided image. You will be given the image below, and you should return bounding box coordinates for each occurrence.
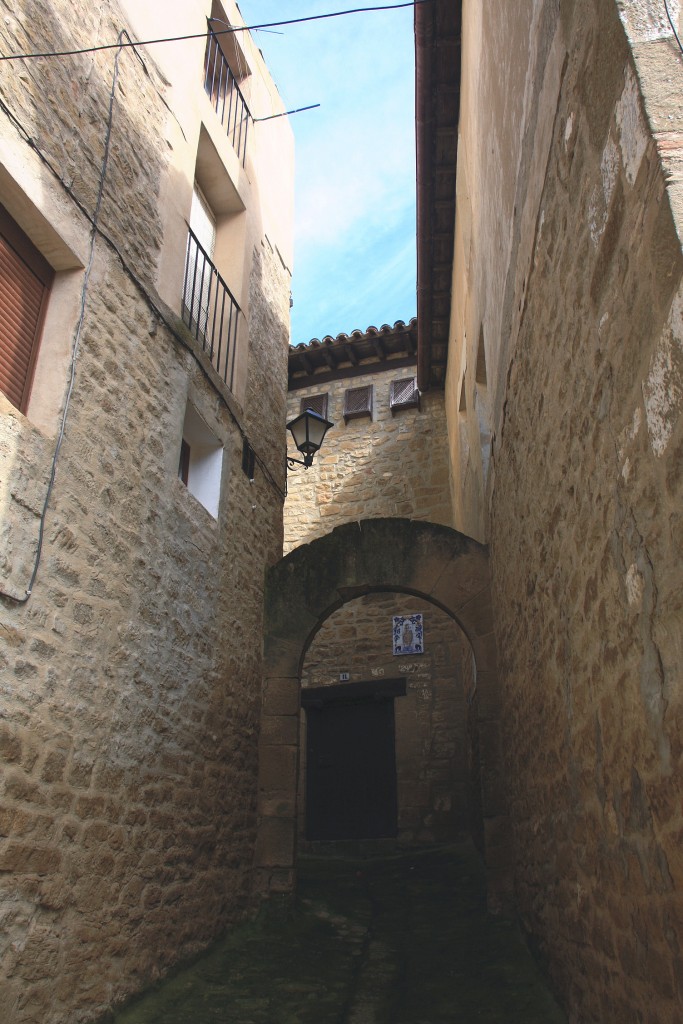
[0,204,54,412]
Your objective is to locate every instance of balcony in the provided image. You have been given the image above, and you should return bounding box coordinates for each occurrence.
[182,227,241,393]
[204,28,251,166]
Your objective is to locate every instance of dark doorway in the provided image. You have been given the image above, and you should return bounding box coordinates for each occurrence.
[302,679,405,841]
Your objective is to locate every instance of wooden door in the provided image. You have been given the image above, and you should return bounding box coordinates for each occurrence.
[305,697,398,841]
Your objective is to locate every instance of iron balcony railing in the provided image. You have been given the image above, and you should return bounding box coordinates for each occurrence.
[182,227,240,393]
[204,28,251,165]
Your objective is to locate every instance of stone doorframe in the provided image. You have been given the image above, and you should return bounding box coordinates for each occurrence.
[254,518,511,909]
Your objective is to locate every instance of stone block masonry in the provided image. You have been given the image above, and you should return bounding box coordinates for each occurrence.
[299,592,476,845]
[448,0,683,1020]
[284,365,453,553]
[0,1,293,1021]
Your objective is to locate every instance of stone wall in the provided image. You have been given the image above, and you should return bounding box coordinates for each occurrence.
[284,365,452,552]
[299,593,475,844]
[449,0,683,1020]
[0,2,292,1022]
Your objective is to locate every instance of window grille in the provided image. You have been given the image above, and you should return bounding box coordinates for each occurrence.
[343,384,373,423]
[300,393,329,419]
[204,28,251,165]
[390,376,420,413]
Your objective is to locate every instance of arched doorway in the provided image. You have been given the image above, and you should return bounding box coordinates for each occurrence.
[299,592,476,847]
[254,518,510,909]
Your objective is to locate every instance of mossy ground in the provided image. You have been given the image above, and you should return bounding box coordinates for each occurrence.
[112,843,566,1023]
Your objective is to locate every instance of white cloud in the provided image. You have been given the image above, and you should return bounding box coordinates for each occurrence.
[239,0,416,339]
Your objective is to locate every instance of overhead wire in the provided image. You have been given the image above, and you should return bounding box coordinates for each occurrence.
[0,0,431,601]
[254,104,320,122]
[0,19,288,604]
[0,1,431,62]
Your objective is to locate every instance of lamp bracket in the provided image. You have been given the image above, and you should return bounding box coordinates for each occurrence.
[286,455,313,470]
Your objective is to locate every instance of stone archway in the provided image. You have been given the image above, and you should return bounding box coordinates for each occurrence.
[254,518,510,908]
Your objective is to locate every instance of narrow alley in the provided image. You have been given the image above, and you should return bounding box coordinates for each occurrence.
[112,844,566,1024]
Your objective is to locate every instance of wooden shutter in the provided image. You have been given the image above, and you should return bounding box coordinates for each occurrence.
[343,384,373,423]
[390,376,419,412]
[300,393,328,419]
[0,205,54,412]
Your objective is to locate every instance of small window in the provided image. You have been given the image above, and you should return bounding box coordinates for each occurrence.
[300,393,328,419]
[242,437,255,480]
[0,204,54,413]
[343,384,373,424]
[178,438,191,485]
[178,401,223,518]
[390,376,419,413]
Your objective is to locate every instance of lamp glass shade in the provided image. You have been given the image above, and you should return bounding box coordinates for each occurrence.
[287,409,333,456]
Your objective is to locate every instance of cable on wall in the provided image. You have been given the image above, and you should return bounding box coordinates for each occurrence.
[663,0,683,56]
[0,35,288,604]
[1,32,130,604]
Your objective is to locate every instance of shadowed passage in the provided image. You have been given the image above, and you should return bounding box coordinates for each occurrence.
[112,843,566,1023]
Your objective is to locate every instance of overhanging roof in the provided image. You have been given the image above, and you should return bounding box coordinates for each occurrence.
[415,0,462,391]
[288,319,417,391]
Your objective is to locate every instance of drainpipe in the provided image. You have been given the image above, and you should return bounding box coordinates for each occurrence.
[415,0,433,393]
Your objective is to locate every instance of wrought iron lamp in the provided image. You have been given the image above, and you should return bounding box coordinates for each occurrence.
[286,408,333,469]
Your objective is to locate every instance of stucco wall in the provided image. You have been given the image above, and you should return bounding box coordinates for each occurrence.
[284,365,453,552]
[450,0,683,1019]
[299,593,475,845]
[0,2,292,1021]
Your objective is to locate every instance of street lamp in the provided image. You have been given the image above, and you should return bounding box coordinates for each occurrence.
[286,408,333,469]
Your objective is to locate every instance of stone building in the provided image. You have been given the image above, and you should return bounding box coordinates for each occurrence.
[430,2,683,1020]
[285,319,451,551]
[285,322,475,848]
[2,0,683,1022]
[0,2,292,1021]
[257,2,683,1023]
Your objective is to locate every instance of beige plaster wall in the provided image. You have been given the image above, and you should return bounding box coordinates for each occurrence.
[299,593,475,845]
[449,0,683,1019]
[0,1,292,1021]
[284,365,453,553]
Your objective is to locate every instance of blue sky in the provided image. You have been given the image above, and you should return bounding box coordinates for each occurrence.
[238,1,416,344]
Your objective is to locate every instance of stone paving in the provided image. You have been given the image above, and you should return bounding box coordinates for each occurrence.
[111,843,566,1024]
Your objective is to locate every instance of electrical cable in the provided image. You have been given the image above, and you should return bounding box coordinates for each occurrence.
[254,103,320,122]
[663,0,683,56]
[0,34,286,605]
[0,1,431,62]
[1,33,128,605]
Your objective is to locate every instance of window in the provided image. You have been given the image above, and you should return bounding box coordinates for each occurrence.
[300,393,329,419]
[475,326,491,484]
[181,181,241,392]
[178,401,223,518]
[343,385,373,424]
[0,204,54,413]
[242,437,255,480]
[389,376,419,413]
[204,9,252,165]
[183,184,216,338]
[178,439,191,485]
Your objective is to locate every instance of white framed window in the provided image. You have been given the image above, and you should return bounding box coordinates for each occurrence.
[178,401,223,519]
[183,184,217,338]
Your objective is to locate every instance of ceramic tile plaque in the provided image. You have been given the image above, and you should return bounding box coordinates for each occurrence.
[392,614,424,656]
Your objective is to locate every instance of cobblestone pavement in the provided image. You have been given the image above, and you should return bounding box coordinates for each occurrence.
[112,843,566,1024]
